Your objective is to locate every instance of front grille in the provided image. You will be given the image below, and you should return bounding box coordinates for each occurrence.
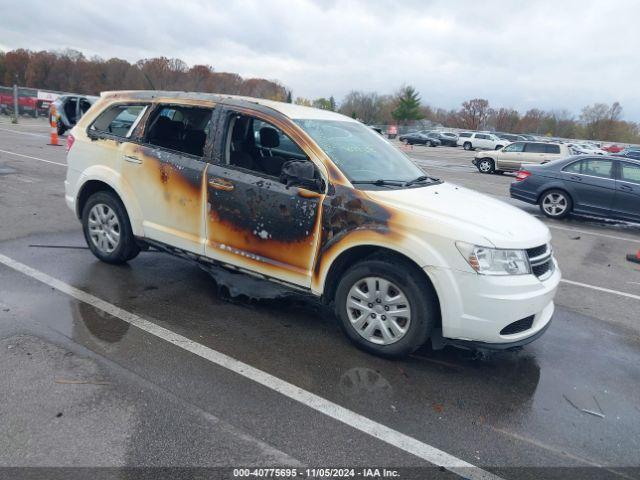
[500,315,535,335]
[527,243,554,280]
[526,245,547,258]
[532,260,553,277]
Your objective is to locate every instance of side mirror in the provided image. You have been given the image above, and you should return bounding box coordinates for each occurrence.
[280,160,323,192]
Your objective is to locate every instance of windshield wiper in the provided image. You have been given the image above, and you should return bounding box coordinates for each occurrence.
[351,179,406,186]
[404,175,441,187]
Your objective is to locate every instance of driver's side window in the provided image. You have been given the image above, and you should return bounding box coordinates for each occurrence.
[504,142,525,152]
[225,113,310,179]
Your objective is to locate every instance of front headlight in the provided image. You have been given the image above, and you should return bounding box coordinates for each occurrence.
[456,242,530,275]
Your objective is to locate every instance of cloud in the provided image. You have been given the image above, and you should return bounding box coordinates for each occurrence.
[1,0,639,119]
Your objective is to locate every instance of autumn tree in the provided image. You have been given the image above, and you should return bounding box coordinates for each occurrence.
[458,98,490,130]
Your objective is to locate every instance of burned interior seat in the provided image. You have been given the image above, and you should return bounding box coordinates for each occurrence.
[230,117,259,171]
[183,129,207,157]
[258,127,287,176]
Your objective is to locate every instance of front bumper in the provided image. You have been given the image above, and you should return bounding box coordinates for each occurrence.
[425,260,560,346]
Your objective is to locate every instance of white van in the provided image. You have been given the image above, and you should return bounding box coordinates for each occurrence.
[64,91,560,357]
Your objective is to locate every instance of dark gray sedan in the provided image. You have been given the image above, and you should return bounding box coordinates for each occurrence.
[510,155,640,223]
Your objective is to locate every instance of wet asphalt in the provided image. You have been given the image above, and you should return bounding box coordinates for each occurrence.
[0,118,639,479]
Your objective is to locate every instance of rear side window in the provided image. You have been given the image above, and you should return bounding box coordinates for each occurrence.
[545,144,561,154]
[524,143,547,153]
[620,162,640,184]
[564,159,613,178]
[90,104,147,138]
[145,105,213,157]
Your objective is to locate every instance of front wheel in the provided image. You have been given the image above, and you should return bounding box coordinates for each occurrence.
[335,257,437,357]
[539,189,572,219]
[477,158,495,174]
[82,191,140,264]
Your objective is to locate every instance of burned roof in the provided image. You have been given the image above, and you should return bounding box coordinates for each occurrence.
[100,90,356,122]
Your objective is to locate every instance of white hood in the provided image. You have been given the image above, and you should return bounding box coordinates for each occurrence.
[366,182,550,249]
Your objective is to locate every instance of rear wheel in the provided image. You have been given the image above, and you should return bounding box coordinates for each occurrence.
[82,191,140,264]
[539,189,572,219]
[477,158,495,174]
[335,256,437,357]
[57,123,66,136]
[463,142,472,151]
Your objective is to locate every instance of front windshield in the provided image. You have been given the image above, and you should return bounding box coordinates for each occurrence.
[294,119,424,183]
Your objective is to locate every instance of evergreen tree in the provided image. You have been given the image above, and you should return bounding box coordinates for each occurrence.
[392,86,423,124]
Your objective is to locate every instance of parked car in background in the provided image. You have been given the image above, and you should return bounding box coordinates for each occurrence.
[568,143,604,155]
[473,142,571,174]
[613,147,640,161]
[65,90,560,357]
[510,156,640,222]
[50,94,99,135]
[520,134,538,141]
[602,144,624,153]
[398,131,442,146]
[456,132,508,151]
[498,133,528,142]
[430,131,459,147]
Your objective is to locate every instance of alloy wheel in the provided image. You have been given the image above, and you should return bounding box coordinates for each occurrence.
[542,193,568,217]
[346,277,411,345]
[88,203,121,253]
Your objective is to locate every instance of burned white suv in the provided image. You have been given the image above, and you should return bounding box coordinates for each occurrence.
[65,91,560,357]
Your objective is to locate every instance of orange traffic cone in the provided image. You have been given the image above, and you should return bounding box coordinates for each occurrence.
[49,108,61,146]
[627,249,640,264]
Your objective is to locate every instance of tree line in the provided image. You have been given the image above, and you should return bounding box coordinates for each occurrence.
[1,48,637,143]
[313,87,640,143]
[0,48,288,101]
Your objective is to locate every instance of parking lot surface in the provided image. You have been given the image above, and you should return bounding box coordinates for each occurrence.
[1,118,639,479]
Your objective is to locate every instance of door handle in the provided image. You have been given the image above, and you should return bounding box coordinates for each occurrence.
[124,155,142,164]
[620,184,633,192]
[208,178,235,191]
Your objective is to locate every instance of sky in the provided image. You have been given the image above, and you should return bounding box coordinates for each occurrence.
[1,0,639,120]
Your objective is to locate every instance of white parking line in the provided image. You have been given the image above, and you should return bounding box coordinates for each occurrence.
[0,252,502,480]
[0,148,66,167]
[0,126,50,138]
[544,223,640,245]
[561,279,640,301]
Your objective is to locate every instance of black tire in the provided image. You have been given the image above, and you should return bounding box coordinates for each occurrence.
[539,189,573,219]
[57,123,66,136]
[334,256,438,358]
[463,142,472,151]
[476,158,495,174]
[426,140,433,147]
[82,191,140,264]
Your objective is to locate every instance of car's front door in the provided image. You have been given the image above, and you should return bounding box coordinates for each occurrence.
[204,109,325,288]
[121,103,215,254]
[560,158,616,216]
[497,142,525,170]
[612,161,640,222]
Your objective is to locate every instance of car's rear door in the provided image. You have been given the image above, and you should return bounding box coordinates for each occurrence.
[612,160,640,222]
[121,102,215,254]
[544,143,563,161]
[560,158,616,216]
[523,142,548,165]
[204,107,325,288]
[474,134,489,149]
